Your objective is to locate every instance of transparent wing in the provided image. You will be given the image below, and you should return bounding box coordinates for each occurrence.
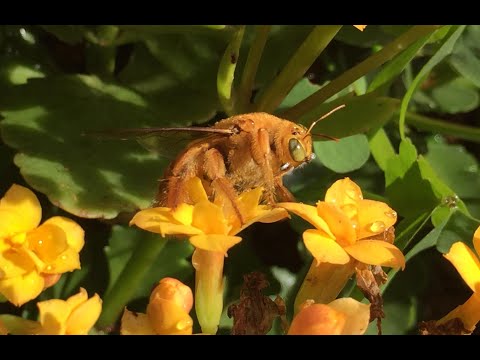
[85,127,234,159]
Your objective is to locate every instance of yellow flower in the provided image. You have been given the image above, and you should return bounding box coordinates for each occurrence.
[279,178,404,310]
[130,177,288,255]
[0,288,102,335]
[0,184,85,306]
[121,277,194,335]
[130,177,289,335]
[288,298,370,335]
[353,25,367,31]
[279,178,404,269]
[437,225,480,332]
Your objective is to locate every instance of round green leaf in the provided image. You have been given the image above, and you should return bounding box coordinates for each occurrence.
[430,78,479,113]
[314,134,370,173]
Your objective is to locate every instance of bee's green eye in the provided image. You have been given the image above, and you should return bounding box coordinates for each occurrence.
[289,138,306,162]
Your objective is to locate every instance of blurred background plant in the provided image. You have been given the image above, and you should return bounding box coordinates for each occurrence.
[1,25,480,334]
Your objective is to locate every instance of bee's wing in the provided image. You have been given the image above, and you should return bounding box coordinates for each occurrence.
[85,127,234,159]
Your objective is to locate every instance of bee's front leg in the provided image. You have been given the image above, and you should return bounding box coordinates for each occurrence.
[249,128,276,204]
[203,148,245,224]
[274,177,296,202]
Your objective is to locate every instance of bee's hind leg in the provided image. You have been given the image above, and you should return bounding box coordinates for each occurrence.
[203,148,245,225]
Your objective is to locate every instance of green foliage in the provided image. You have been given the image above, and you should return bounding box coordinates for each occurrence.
[2,24,480,335]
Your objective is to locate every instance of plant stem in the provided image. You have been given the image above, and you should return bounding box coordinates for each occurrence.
[405,111,480,143]
[236,25,271,113]
[282,25,441,120]
[97,236,167,329]
[254,25,342,113]
[217,26,245,116]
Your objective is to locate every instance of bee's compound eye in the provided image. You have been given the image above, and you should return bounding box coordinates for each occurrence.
[289,138,306,162]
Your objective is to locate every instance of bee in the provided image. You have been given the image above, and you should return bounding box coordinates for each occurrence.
[93,105,344,223]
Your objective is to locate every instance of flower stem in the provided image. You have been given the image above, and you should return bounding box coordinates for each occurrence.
[192,249,224,335]
[254,25,342,113]
[294,260,356,315]
[282,25,441,120]
[96,236,167,329]
[236,25,271,113]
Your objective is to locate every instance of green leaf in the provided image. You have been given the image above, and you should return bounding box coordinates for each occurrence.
[367,30,434,92]
[368,128,396,172]
[394,211,432,252]
[386,162,439,218]
[429,77,479,113]
[0,75,169,219]
[295,94,399,139]
[385,138,417,187]
[424,137,480,199]
[449,26,480,88]
[314,134,370,173]
[119,34,227,125]
[398,25,466,139]
[436,210,480,254]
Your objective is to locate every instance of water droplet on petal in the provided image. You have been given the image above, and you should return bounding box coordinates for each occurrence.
[37,240,43,245]
[384,210,397,219]
[345,189,358,200]
[369,221,385,233]
[46,265,53,271]
[61,255,67,260]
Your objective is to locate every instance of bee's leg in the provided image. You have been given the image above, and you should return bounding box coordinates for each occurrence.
[274,177,296,202]
[156,144,209,208]
[250,128,276,204]
[203,148,245,225]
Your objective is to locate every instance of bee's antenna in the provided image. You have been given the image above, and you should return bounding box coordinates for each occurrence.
[307,104,346,134]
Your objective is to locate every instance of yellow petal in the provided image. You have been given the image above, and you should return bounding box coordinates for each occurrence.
[324,177,363,206]
[147,298,193,335]
[192,201,229,234]
[66,293,102,334]
[43,217,85,252]
[0,314,42,335]
[120,309,156,335]
[317,202,356,246]
[37,299,70,334]
[473,225,480,259]
[303,229,350,265]
[65,287,88,308]
[26,223,69,263]
[277,202,334,237]
[130,207,177,226]
[130,208,202,237]
[190,234,241,253]
[171,203,194,226]
[41,248,81,274]
[288,302,346,335]
[0,271,44,306]
[328,297,371,335]
[437,293,480,331]
[344,240,405,269]
[356,200,397,240]
[353,25,367,31]
[0,184,42,236]
[185,177,209,203]
[237,187,264,220]
[444,241,480,294]
[233,207,289,236]
[0,248,36,278]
